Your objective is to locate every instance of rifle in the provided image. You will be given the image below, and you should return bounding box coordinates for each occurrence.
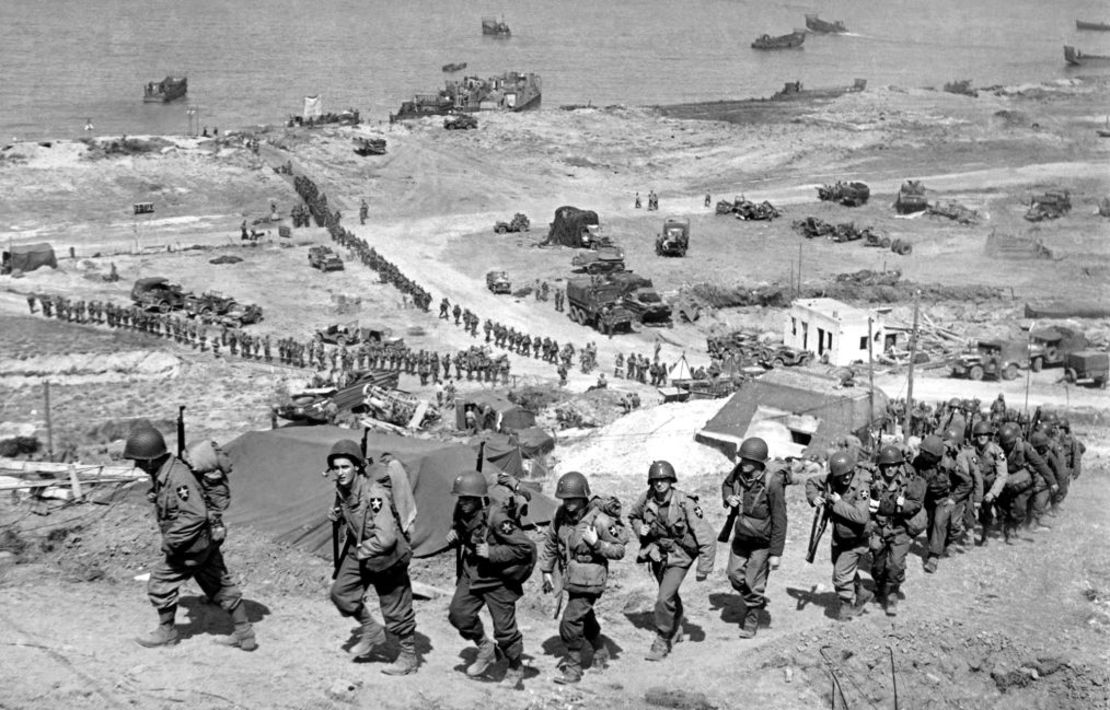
[454,442,486,583]
[805,482,830,564]
[717,467,740,543]
[176,405,186,458]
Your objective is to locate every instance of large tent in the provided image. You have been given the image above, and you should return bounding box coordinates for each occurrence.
[544,206,599,247]
[454,392,536,433]
[223,426,556,559]
[468,427,556,481]
[696,369,889,460]
[2,243,57,274]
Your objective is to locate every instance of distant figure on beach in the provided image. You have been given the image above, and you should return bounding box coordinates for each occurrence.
[635,192,642,209]
[704,193,711,208]
[84,118,94,133]
[202,127,209,137]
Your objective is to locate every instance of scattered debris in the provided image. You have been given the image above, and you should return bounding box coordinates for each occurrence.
[926,200,980,224]
[715,196,781,221]
[817,180,870,206]
[943,79,979,97]
[1025,189,1071,221]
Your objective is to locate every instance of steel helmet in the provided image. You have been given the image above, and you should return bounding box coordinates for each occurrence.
[124,426,168,461]
[1028,431,1050,448]
[1041,411,1058,424]
[972,421,994,437]
[919,434,945,459]
[1059,418,1071,432]
[738,437,769,465]
[555,471,591,499]
[947,397,961,408]
[876,445,904,467]
[828,451,856,478]
[647,460,677,482]
[998,423,1022,448]
[942,428,964,446]
[327,439,364,469]
[451,470,489,497]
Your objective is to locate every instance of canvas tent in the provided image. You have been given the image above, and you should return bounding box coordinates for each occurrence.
[697,369,889,460]
[545,206,599,247]
[223,426,556,560]
[2,243,57,274]
[468,427,556,481]
[455,392,536,433]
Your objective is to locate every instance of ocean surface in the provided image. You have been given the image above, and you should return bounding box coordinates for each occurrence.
[1,0,1108,140]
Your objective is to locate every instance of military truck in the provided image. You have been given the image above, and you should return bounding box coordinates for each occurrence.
[1028,325,1087,371]
[1063,350,1108,388]
[493,213,530,234]
[606,271,673,326]
[949,339,1030,381]
[131,277,188,313]
[565,277,635,334]
[655,217,689,256]
[571,245,626,275]
[893,180,927,214]
[486,270,512,294]
[309,245,344,271]
[183,290,237,318]
[316,322,404,348]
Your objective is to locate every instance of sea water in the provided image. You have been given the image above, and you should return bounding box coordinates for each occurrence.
[0,0,1107,140]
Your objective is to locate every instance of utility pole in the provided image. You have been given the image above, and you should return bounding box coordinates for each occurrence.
[43,379,54,461]
[797,240,803,298]
[902,291,920,443]
[867,315,875,449]
[1024,321,1035,419]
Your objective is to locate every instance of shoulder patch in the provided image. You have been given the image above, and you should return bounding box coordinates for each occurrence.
[369,497,383,513]
[500,519,515,535]
[175,485,189,502]
[608,524,619,538]
[693,504,703,519]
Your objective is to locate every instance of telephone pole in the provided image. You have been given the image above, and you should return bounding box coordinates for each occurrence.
[902,291,920,443]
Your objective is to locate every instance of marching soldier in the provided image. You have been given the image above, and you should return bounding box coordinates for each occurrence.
[805,451,872,621]
[445,471,536,690]
[326,440,418,675]
[540,472,627,684]
[868,445,926,616]
[123,426,257,651]
[628,460,715,661]
[720,438,787,639]
[915,434,972,574]
[970,420,1007,545]
[997,422,1055,540]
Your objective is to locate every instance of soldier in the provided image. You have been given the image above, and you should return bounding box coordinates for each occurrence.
[628,460,715,661]
[453,303,462,325]
[614,352,624,379]
[720,438,787,638]
[359,198,369,225]
[1028,431,1064,527]
[123,426,256,651]
[326,440,418,675]
[805,451,872,621]
[997,422,1055,540]
[263,335,272,362]
[915,434,972,574]
[445,471,536,690]
[554,287,564,312]
[969,421,1008,546]
[540,471,627,684]
[989,394,1007,423]
[940,428,979,548]
[704,193,711,208]
[1056,417,1085,493]
[440,298,450,319]
[26,293,37,314]
[557,362,568,387]
[868,445,926,616]
[540,281,550,302]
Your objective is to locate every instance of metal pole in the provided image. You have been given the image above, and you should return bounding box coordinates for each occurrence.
[43,379,54,461]
[903,292,920,442]
[1023,321,1035,419]
[868,315,875,446]
[797,239,803,298]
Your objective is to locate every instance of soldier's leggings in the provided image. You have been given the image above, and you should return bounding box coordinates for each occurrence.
[147,545,242,613]
[1003,485,1031,528]
[870,530,911,595]
[831,541,868,604]
[560,592,602,652]
[649,561,689,642]
[330,553,416,638]
[726,541,771,609]
[448,575,523,662]
[1027,486,1052,526]
[924,497,954,558]
[1052,473,1069,508]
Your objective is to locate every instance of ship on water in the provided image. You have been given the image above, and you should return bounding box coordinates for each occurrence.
[143,76,187,103]
[390,72,541,122]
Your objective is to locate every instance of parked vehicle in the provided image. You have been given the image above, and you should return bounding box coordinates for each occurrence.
[494,213,530,234]
[486,270,512,294]
[571,245,626,275]
[950,339,1030,381]
[183,291,237,318]
[655,217,689,256]
[444,114,478,130]
[565,277,635,334]
[130,277,188,313]
[309,246,344,271]
[1028,325,1087,371]
[316,322,403,348]
[1063,350,1108,388]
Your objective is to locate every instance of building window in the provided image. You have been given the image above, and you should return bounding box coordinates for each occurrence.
[791,317,797,336]
[859,336,868,351]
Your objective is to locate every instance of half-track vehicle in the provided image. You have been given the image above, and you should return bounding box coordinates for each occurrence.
[486,270,512,294]
[309,245,344,271]
[564,277,635,334]
[655,217,689,256]
[494,213,530,234]
[131,277,188,313]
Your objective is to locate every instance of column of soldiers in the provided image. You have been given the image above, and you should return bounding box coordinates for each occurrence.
[122,402,1084,684]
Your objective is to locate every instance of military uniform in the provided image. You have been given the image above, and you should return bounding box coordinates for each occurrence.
[999,439,1053,538]
[805,468,872,614]
[915,448,972,570]
[970,439,1008,543]
[868,464,926,612]
[627,487,715,650]
[721,461,787,617]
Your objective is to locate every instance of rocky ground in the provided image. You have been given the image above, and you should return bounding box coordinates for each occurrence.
[1,76,1109,708]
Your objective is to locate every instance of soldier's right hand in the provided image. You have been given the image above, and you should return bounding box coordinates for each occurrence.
[638,523,650,537]
[542,573,554,594]
[812,496,825,508]
[326,506,340,523]
[726,495,740,508]
[445,529,459,545]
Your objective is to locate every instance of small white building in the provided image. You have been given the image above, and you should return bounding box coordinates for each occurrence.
[784,298,886,367]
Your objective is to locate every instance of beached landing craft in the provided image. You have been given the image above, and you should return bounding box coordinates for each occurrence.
[1064,45,1110,67]
[390,71,541,122]
[751,30,806,50]
[804,14,848,34]
[442,62,468,73]
[1076,20,1110,31]
[482,16,510,37]
[143,76,187,103]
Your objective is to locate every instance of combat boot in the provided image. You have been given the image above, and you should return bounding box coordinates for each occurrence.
[588,636,610,669]
[136,607,180,648]
[854,587,874,611]
[837,600,860,622]
[923,557,939,574]
[466,637,498,677]
[215,603,258,651]
[883,594,899,617]
[644,636,670,662]
[381,634,418,676]
[553,651,582,685]
[349,607,387,658]
[737,606,759,639]
[501,659,524,690]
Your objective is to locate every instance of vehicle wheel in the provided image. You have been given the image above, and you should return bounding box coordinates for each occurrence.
[772,358,785,368]
[158,300,171,314]
[568,307,580,324]
[496,225,507,234]
[1002,363,1019,381]
[969,365,984,381]
[1098,377,1107,390]
[1030,357,1043,373]
[1064,368,1077,383]
[336,335,347,346]
[201,307,212,316]
[880,237,891,248]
